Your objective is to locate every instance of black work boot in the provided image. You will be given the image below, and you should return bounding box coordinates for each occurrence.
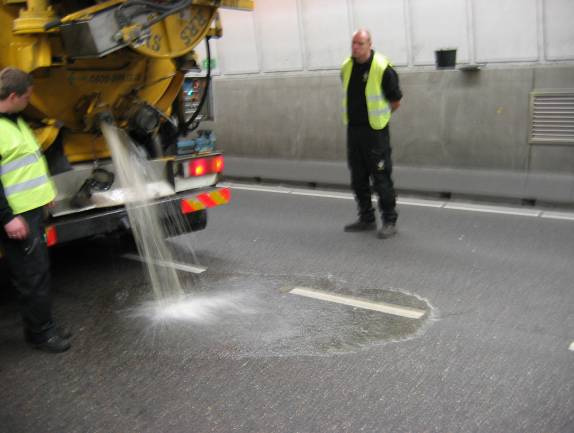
[25,327,72,353]
[377,223,397,239]
[31,335,71,353]
[25,325,72,341]
[344,220,377,232]
[56,326,73,340]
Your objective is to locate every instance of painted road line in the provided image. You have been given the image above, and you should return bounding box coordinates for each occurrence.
[122,254,207,274]
[541,212,574,221]
[397,198,445,208]
[291,190,354,200]
[223,182,574,221]
[444,203,541,217]
[227,183,441,205]
[569,342,574,352]
[220,183,291,194]
[289,287,425,319]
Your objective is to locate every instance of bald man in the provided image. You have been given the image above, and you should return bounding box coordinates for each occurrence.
[341,29,402,239]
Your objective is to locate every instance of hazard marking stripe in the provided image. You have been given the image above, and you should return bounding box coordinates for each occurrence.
[208,190,229,205]
[192,201,206,211]
[197,192,219,208]
[181,200,191,213]
[181,199,206,213]
[180,199,197,213]
[219,187,231,201]
[180,188,231,214]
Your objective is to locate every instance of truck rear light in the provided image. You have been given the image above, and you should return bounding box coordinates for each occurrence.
[212,155,224,173]
[190,159,207,176]
[45,225,58,247]
[182,155,224,178]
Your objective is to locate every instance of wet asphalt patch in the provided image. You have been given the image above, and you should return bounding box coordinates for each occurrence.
[124,272,434,358]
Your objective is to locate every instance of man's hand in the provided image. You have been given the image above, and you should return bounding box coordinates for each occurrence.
[4,216,29,240]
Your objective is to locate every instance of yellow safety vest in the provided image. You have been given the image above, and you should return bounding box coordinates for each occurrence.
[0,117,56,214]
[341,52,392,130]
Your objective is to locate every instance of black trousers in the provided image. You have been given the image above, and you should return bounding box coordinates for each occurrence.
[0,207,54,341]
[347,125,397,224]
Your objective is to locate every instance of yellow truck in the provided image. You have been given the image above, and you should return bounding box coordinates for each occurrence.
[0,0,252,246]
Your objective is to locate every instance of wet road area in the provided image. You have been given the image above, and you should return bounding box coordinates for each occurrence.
[1,185,573,433]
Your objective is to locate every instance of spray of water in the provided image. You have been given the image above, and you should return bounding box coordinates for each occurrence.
[101,123,188,302]
[130,292,255,324]
[101,123,250,328]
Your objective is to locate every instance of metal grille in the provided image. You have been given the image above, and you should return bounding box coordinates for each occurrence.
[529,90,574,145]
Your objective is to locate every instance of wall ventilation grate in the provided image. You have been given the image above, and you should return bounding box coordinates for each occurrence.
[529,90,574,145]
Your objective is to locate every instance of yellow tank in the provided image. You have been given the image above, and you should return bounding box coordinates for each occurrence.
[0,0,253,244]
[0,0,252,161]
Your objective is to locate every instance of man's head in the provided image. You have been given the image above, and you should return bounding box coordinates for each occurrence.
[0,67,33,113]
[351,29,372,64]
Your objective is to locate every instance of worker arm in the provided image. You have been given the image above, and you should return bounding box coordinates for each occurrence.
[382,65,403,113]
[0,177,29,239]
[0,154,13,226]
[0,115,15,227]
[0,156,29,239]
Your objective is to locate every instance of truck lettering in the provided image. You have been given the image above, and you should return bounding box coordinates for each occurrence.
[179,12,209,47]
[67,73,142,85]
[146,34,162,52]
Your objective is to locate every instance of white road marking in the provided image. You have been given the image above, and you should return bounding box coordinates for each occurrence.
[223,182,574,221]
[397,198,445,208]
[569,342,574,352]
[443,203,541,217]
[222,184,291,194]
[289,287,426,319]
[541,212,574,221]
[291,190,354,200]
[122,254,207,274]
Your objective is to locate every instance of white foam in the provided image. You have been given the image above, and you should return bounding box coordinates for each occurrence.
[132,293,254,324]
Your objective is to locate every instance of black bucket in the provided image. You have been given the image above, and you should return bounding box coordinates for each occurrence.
[435,49,457,69]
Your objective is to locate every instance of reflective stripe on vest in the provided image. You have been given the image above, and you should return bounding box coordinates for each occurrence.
[4,174,50,196]
[341,52,392,130]
[0,117,56,214]
[0,151,41,176]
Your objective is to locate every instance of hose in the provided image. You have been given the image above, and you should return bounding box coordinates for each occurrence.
[179,36,212,136]
[116,0,193,29]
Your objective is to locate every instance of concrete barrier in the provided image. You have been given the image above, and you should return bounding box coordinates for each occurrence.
[225,156,574,205]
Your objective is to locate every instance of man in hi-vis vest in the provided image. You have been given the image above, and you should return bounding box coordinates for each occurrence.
[341,29,402,239]
[0,67,70,353]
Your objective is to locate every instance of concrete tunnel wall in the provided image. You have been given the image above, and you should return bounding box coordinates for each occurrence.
[204,64,574,204]
[189,1,574,204]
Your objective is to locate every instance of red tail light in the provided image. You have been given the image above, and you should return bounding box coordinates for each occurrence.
[183,155,224,177]
[190,159,207,176]
[45,225,58,247]
[212,155,224,173]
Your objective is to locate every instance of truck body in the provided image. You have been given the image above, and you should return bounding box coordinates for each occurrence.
[0,0,252,246]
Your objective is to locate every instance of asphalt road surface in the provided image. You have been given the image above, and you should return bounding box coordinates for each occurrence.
[1,183,573,433]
